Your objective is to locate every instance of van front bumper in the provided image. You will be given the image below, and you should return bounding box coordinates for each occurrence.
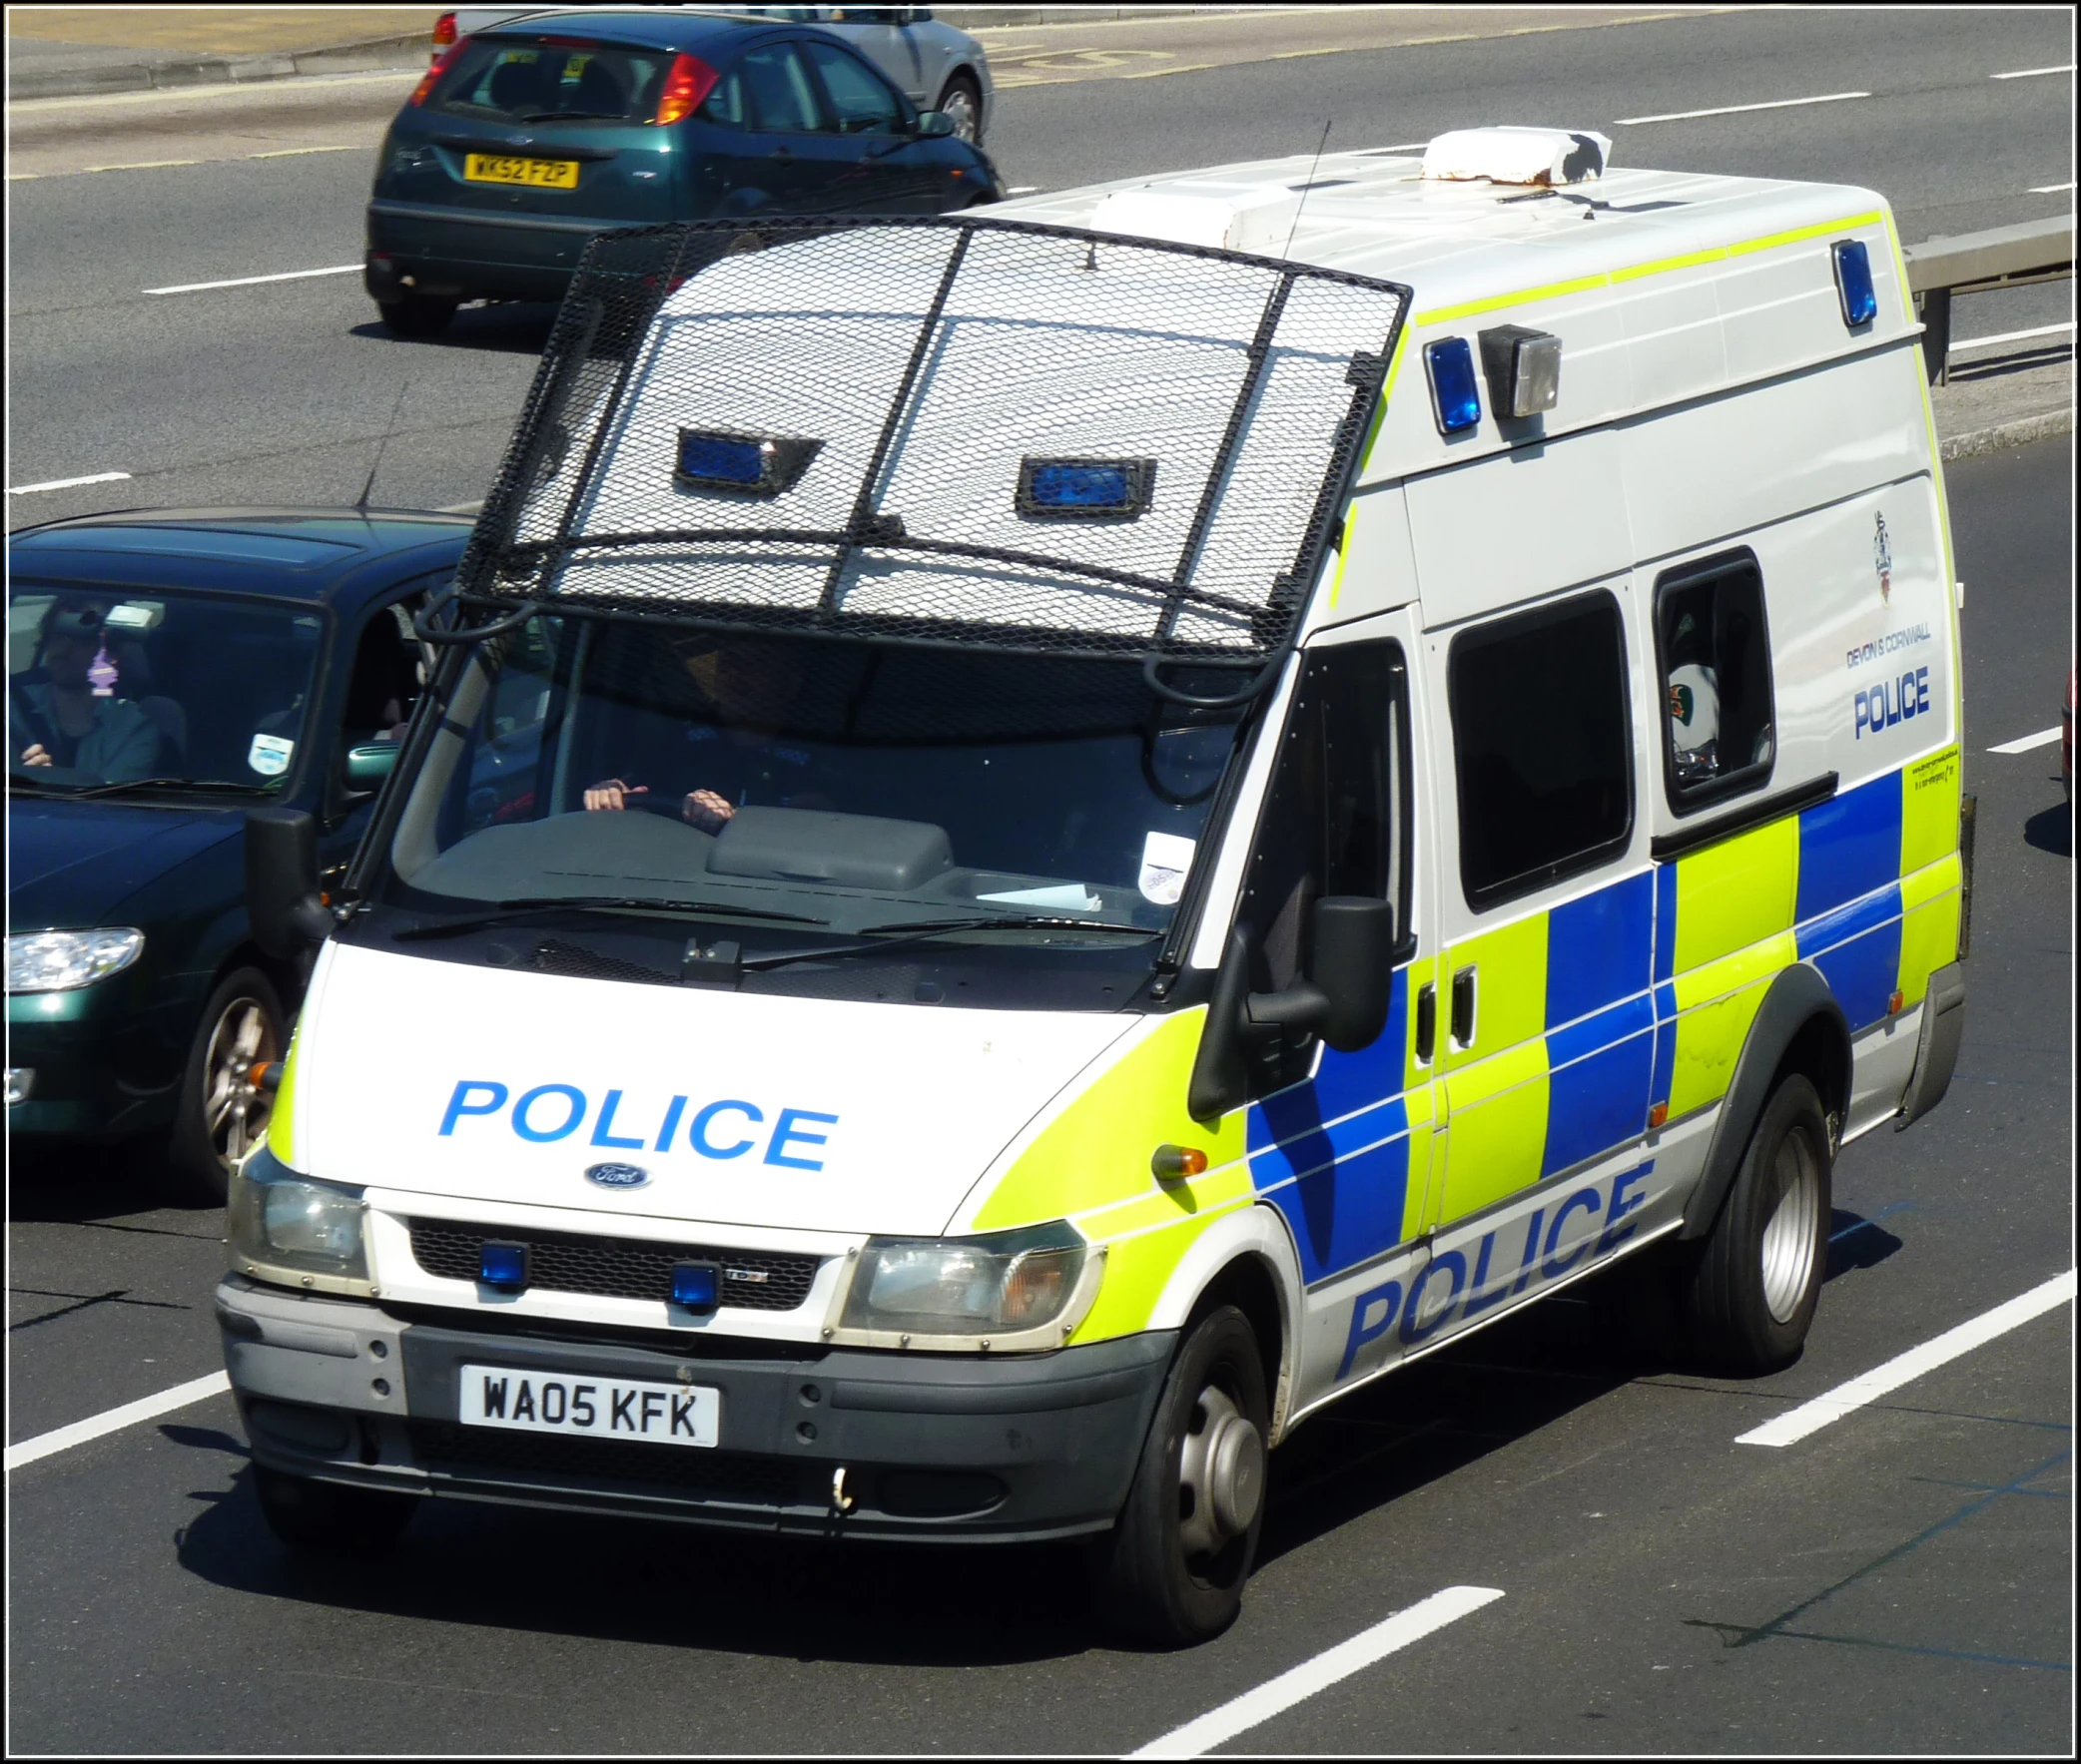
[217,1274,1172,1542]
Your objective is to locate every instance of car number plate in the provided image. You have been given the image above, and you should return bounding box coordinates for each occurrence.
[463,153,580,190]
[458,1364,718,1448]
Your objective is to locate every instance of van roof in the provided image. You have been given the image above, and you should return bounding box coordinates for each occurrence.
[999,145,1917,480]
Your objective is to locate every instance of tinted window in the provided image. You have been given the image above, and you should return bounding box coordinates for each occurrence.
[702,69,748,127]
[1449,591,1632,908]
[804,41,904,134]
[429,39,666,123]
[1241,640,1410,988]
[740,42,824,133]
[1654,552,1774,812]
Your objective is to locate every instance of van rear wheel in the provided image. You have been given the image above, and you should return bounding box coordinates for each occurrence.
[1685,1072,1831,1374]
[252,1464,416,1555]
[1098,1304,1268,1647]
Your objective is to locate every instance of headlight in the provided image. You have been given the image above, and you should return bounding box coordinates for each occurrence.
[841,1223,1086,1338]
[6,928,144,993]
[229,1143,368,1287]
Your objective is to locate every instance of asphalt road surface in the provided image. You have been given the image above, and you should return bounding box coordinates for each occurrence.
[9,426,2071,1751]
[6,5,2073,522]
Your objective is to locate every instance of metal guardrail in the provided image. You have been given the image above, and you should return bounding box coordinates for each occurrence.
[1903,216,2074,385]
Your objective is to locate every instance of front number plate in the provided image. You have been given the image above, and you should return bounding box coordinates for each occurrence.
[458,1364,718,1448]
[463,153,580,190]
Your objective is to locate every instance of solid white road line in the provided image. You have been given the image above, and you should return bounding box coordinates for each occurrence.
[144,264,359,295]
[1614,91,1868,125]
[1127,1585,1506,1759]
[8,470,132,495]
[1736,1270,2076,1449]
[2027,181,2076,193]
[1953,321,2074,349]
[1987,726,2065,755]
[6,1371,231,1471]
[1991,64,2075,80]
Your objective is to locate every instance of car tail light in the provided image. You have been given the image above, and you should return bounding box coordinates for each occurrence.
[410,39,464,106]
[652,53,719,125]
[431,11,456,51]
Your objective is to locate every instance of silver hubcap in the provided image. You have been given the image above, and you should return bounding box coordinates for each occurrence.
[941,85,979,143]
[1759,1132,1820,1323]
[1177,1384,1264,1558]
[204,996,279,1170]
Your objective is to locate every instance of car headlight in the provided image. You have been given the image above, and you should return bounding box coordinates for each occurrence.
[6,928,145,993]
[229,1143,369,1288]
[840,1223,1086,1339]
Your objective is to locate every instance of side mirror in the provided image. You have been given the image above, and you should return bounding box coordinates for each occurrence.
[344,742,400,791]
[246,808,334,959]
[913,109,956,139]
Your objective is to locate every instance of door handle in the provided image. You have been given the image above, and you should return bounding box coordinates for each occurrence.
[1416,982,1437,1065]
[1450,965,1477,1049]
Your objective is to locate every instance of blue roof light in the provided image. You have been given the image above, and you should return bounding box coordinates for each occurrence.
[675,428,821,496]
[670,1262,719,1314]
[1017,456,1154,521]
[479,1240,529,1290]
[1424,336,1482,435]
[1831,239,1877,328]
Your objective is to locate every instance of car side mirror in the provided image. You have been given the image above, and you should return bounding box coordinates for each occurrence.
[1186,897,1395,1124]
[913,109,957,139]
[344,742,400,791]
[246,808,333,958]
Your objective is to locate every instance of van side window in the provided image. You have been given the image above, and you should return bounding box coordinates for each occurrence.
[1239,640,1410,1090]
[1653,551,1775,812]
[1449,589,1632,909]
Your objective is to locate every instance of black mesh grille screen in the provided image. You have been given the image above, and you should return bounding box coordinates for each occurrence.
[457,216,1408,665]
[407,1219,820,1312]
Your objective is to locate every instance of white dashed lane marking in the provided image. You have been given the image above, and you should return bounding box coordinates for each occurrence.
[6,1371,232,1471]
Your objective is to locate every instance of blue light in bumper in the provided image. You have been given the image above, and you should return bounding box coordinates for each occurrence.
[1831,239,1877,328]
[479,1240,529,1289]
[670,1262,719,1313]
[1424,336,1482,434]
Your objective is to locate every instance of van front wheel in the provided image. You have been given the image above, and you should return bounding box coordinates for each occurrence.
[1686,1072,1831,1374]
[1099,1305,1269,1647]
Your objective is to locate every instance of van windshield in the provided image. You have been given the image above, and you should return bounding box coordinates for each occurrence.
[369,616,1248,997]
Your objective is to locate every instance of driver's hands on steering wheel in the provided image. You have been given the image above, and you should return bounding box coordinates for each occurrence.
[682,789,735,834]
[19,743,52,768]
[583,778,647,812]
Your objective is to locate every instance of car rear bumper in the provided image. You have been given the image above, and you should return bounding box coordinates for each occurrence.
[218,1274,1172,1542]
[365,202,627,303]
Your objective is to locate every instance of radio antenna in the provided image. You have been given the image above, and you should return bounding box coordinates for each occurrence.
[1282,118,1334,261]
[354,379,411,511]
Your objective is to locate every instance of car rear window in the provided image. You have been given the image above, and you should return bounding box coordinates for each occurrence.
[428,37,669,124]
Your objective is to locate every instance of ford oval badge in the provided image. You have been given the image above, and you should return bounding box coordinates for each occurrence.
[585,1162,650,1189]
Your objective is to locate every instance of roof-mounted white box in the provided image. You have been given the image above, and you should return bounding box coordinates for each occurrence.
[1420,127,1612,187]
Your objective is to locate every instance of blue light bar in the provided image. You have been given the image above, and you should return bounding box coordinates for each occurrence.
[675,428,822,496]
[1831,239,1876,328]
[1425,337,1482,434]
[479,1240,529,1289]
[1016,456,1154,521]
[670,1262,719,1313]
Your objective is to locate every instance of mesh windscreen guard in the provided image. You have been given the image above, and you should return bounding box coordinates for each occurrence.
[460,217,1409,664]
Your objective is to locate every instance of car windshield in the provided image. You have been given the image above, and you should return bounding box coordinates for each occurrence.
[7,585,326,793]
[372,616,1250,983]
[428,37,671,123]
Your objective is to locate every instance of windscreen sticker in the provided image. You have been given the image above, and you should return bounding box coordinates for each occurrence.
[248,733,295,777]
[1138,831,1196,905]
[978,883,1100,910]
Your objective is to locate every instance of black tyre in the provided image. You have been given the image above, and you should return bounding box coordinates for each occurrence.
[377,295,457,338]
[937,72,984,144]
[168,966,285,1206]
[1099,1304,1269,1647]
[1685,1072,1832,1374]
[253,1464,416,1555]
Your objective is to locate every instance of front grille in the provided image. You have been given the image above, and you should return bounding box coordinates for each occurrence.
[406,1219,820,1312]
[409,1421,805,1505]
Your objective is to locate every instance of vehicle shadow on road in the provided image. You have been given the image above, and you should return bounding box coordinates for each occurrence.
[6,1139,218,1227]
[2023,801,2071,858]
[347,303,560,356]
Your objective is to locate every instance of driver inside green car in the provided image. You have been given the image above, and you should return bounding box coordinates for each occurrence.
[12,597,162,783]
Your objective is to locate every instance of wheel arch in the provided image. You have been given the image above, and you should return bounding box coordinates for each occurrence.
[1143,1203,1303,1442]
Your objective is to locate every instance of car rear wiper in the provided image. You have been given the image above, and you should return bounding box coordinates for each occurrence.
[517,111,630,123]
[742,914,1157,972]
[38,777,275,799]
[391,895,830,941]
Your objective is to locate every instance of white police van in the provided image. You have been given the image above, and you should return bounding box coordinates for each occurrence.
[224,126,1967,1645]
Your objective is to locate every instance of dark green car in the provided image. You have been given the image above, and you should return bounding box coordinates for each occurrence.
[365,7,1003,335]
[6,510,470,1202]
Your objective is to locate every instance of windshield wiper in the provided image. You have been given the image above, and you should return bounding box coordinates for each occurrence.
[743,914,1157,972]
[22,776,274,800]
[391,895,830,941]
[518,111,630,123]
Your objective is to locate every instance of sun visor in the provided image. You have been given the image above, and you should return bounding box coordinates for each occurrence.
[456,217,1409,667]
